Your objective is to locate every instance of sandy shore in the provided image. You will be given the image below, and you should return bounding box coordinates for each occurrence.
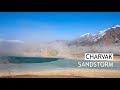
[0,68,120,78]
[113,56,120,61]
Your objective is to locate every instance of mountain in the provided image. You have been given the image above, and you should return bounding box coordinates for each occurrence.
[102,25,120,45]
[69,25,120,46]
[69,33,95,46]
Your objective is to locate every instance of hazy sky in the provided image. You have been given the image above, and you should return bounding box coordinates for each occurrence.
[0,12,120,42]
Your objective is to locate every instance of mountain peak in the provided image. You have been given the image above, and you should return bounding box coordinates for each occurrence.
[111,24,120,29]
[80,33,93,37]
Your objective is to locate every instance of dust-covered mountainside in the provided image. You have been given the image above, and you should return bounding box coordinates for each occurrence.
[0,25,120,58]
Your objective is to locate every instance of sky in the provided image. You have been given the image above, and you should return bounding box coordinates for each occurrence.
[0,12,120,42]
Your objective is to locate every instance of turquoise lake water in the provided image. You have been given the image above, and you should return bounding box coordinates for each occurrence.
[0,56,120,72]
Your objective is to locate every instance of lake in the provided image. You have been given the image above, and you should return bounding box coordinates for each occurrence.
[0,56,120,72]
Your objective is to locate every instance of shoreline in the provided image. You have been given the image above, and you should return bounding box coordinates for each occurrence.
[39,55,120,61]
[1,68,120,78]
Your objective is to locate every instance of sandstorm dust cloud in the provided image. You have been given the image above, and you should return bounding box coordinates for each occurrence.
[0,40,120,58]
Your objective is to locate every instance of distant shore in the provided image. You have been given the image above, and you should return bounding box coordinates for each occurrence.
[49,55,120,61]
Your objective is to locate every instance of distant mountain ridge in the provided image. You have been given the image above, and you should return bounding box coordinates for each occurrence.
[68,25,120,46]
[1,25,119,47]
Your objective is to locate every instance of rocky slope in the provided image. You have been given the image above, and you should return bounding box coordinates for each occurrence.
[69,25,120,46]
